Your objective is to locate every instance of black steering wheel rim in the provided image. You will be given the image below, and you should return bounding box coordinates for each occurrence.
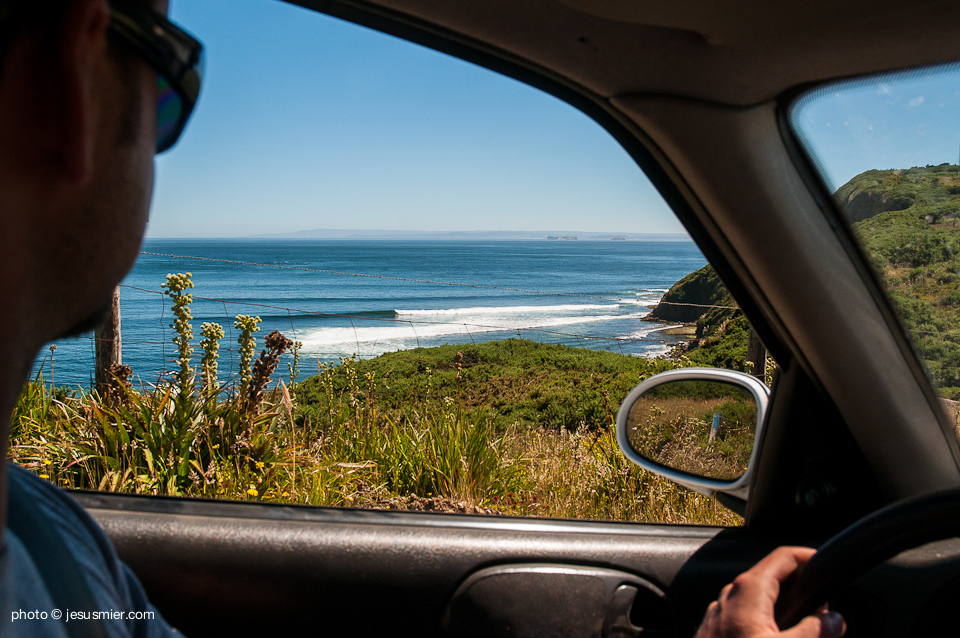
[775,487,960,629]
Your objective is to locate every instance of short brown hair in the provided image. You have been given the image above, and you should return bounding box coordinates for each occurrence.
[0,1,70,66]
[0,0,150,69]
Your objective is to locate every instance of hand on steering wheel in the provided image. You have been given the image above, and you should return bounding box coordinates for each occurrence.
[695,547,847,638]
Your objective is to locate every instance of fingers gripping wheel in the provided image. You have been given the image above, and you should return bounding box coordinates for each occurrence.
[775,487,960,629]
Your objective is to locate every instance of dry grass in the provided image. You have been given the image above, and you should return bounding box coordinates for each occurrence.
[500,425,741,524]
[627,395,755,481]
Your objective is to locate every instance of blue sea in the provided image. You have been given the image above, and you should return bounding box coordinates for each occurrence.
[33,239,707,388]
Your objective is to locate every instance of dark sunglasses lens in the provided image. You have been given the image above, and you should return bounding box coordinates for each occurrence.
[156,75,184,152]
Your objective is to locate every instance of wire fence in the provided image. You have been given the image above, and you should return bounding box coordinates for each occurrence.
[37,250,742,389]
[37,249,960,398]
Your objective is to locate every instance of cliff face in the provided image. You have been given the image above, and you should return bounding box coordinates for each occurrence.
[648,264,745,368]
[838,187,914,223]
[647,265,733,323]
[833,166,960,223]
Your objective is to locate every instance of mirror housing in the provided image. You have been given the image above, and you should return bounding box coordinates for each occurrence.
[616,367,770,502]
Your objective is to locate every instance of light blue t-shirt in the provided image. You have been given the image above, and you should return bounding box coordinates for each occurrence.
[0,464,180,637]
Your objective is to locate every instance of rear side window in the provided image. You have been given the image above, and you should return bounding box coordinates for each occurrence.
[789,64,960,442]
[11,0,764,525]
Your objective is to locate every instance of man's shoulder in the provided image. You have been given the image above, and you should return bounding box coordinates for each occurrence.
[3,463,181,637]
[7,463,123,588]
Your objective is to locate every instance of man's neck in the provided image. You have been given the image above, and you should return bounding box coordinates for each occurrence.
[0,382,19,537]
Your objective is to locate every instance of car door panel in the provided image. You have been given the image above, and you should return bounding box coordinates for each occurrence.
[74,491,766,637]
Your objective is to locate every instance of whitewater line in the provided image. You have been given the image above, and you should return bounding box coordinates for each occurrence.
[119,284,666,344]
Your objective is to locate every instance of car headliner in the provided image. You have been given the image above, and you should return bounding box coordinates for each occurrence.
[293,0,960,105]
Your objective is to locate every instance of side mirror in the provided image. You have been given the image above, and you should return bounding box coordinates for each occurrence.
[616,368,769,502]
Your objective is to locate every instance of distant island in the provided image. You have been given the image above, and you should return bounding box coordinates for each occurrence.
[250,229,691,241]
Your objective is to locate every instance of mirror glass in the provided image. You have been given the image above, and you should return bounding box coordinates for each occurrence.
[624,380,758,481]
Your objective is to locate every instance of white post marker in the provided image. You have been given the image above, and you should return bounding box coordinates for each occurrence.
[709,413,722,442]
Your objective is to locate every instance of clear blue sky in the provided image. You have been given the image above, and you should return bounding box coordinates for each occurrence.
[793,64,960,193]
[150,0,681,238]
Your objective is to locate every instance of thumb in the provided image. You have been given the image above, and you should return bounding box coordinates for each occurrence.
[780,611,846,638]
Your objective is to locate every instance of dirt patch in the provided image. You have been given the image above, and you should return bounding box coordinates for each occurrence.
[941,398,960,443]
[657,323,697,337]
[383,495,501,515]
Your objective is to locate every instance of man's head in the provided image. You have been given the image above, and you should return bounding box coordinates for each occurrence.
[0,0,201,391]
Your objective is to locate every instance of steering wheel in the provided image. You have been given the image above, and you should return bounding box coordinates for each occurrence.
[774,487,960,629]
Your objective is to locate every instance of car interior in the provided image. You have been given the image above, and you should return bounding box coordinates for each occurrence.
[63,0,960,636]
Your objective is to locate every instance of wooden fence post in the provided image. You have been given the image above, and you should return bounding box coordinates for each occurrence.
[95,287,121,393]
[746,324,766,381]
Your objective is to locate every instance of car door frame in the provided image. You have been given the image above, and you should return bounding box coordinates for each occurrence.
[68,0,960,635]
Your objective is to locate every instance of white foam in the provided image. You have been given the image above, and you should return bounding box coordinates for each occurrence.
[632,343,674,358]
[394,304,616,317]
[299,311,651,353]
[620,288,667,306]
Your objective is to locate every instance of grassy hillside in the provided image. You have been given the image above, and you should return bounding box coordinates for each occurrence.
[842,164,960,397]
[295,339,680,432]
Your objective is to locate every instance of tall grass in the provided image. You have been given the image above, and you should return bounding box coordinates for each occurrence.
[10,356,739,525]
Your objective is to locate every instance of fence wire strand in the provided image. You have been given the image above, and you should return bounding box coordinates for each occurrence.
[139,250,737,310]
[70,249,730,386]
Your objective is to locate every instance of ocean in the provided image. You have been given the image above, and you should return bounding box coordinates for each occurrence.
[33,239,707,388]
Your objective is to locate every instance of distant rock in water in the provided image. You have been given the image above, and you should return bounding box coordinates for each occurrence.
[647,264,734,324]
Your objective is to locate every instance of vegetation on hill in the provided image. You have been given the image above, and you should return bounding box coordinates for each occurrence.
[647,266,734,323]
[840,164,960,398]
[647,162,960,397]
[647,264,758,374]
[836,164,960,223]
[11,340,739,524]
[296,339,678,432]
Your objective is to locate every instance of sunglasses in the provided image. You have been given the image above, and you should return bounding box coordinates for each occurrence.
[109,0,204,153]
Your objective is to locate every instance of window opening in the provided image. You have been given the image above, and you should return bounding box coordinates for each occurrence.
[12,0,764,525]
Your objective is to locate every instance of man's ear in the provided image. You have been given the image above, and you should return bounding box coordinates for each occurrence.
[55,0,111,186]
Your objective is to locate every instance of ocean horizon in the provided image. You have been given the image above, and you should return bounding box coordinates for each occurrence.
[33,238,708,389]
[241,229,692,241]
